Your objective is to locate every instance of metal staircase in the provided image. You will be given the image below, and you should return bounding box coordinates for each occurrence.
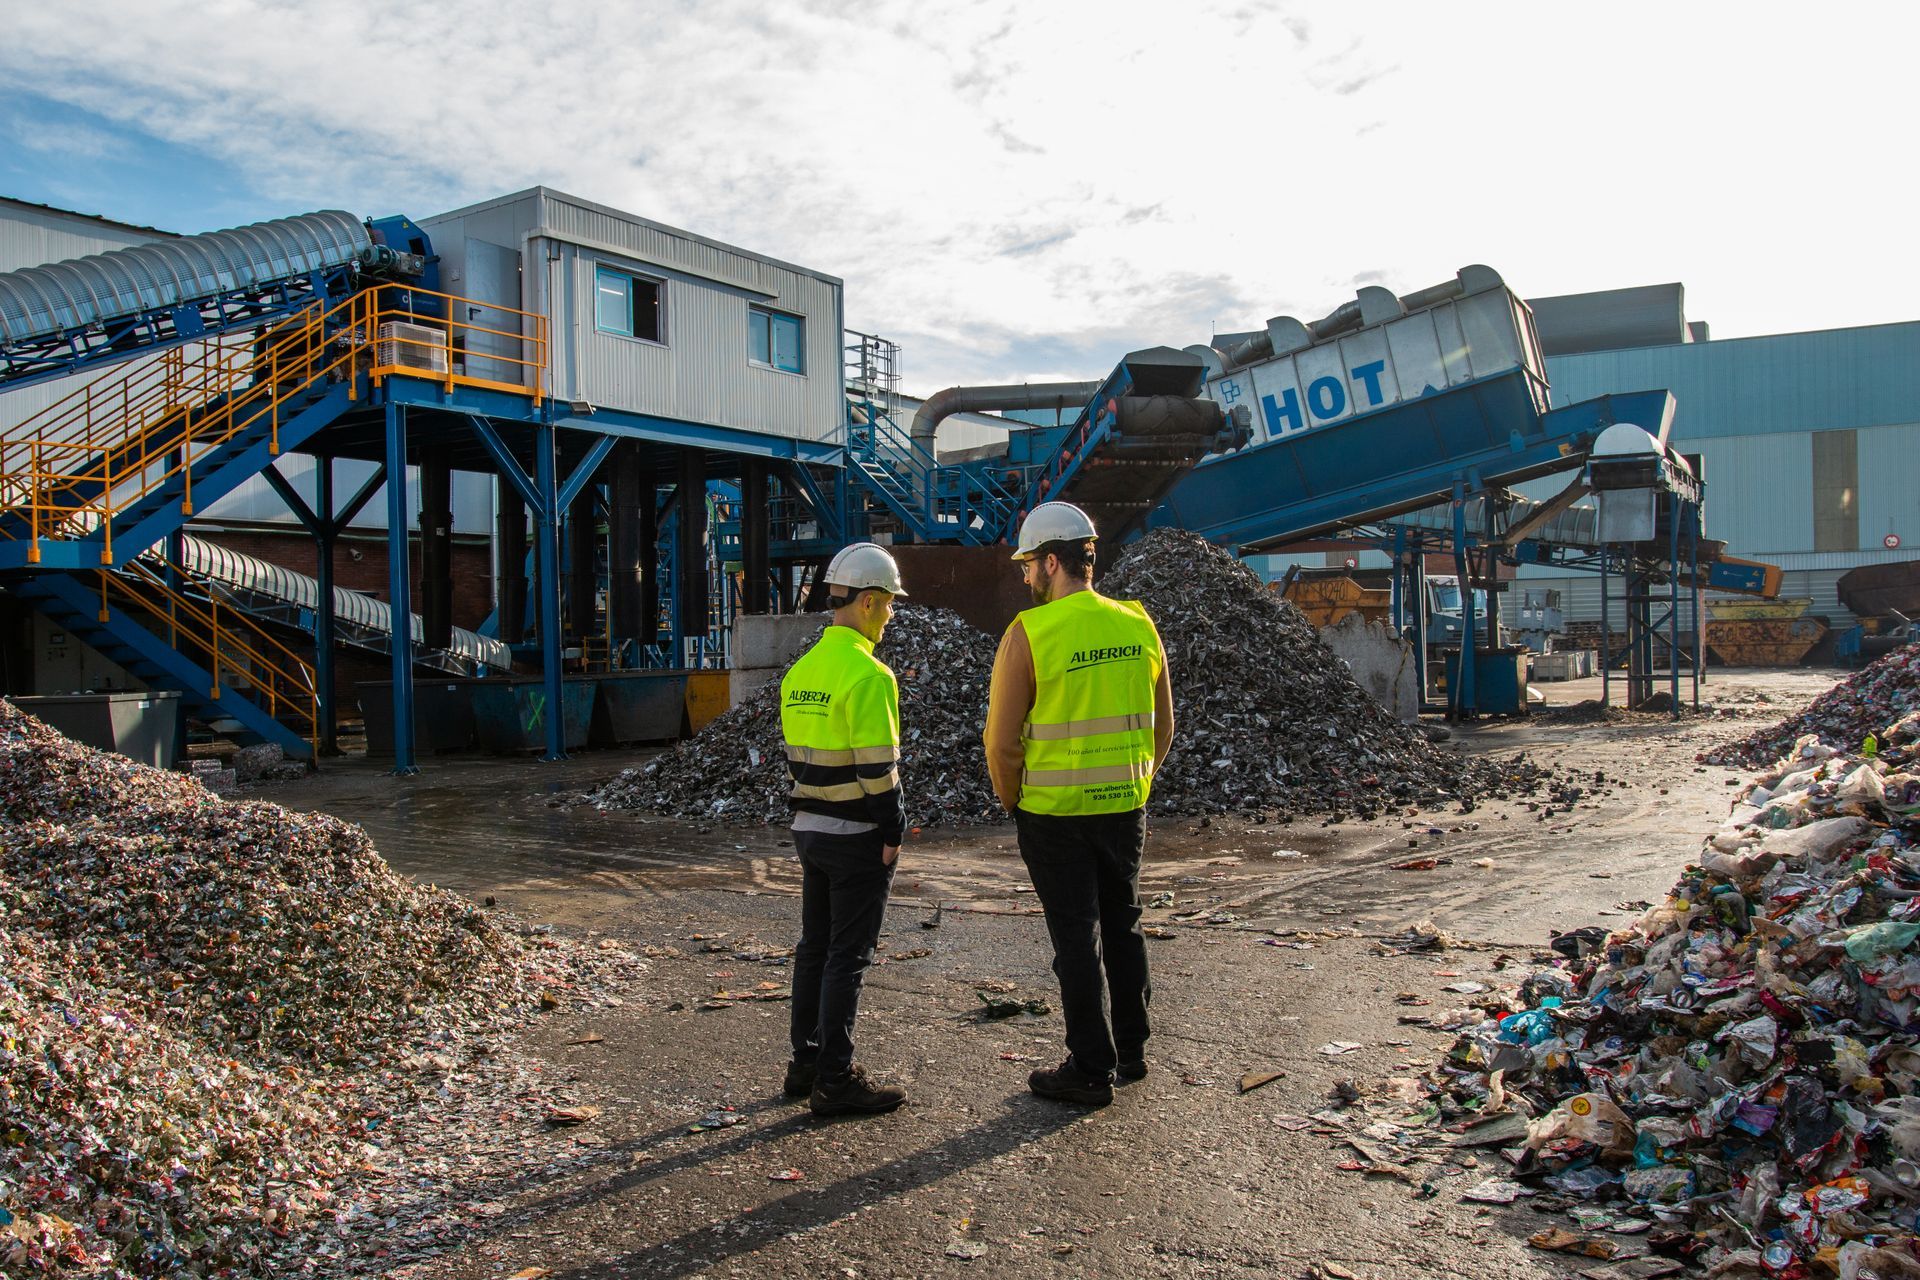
[9,558,318,757]
[0,288,382,569]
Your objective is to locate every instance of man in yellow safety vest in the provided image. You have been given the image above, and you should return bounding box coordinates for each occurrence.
[983,502,1176,1106]
[779,542,910,1117]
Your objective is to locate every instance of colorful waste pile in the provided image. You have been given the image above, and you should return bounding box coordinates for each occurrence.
[588,530,1555,825]
[1709,644,1920,768]
[1370,704,1920,1277]
[0,700,632,1276]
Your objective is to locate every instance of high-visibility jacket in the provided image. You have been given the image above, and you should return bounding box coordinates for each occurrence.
[1017,591,1164,816]
[779,625,905,843]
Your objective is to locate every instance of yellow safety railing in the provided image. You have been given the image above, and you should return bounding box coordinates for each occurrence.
[98,556,320,755]
[0,283,549,564]
[361,283,549,400]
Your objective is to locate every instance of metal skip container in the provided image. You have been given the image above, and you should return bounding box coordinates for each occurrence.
[9,691,182,767]
[470,678,594,753]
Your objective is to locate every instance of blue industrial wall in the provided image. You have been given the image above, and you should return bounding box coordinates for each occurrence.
[1546,320,1920,439]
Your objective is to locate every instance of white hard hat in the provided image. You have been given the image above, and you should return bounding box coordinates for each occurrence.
[1011,501,1098,562]
[824,542,908,597]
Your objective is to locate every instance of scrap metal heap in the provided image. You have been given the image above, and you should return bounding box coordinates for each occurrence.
[0,701,638,1275]
[1099,530,1555,817]
[589,529,1559,825]
[587,605,1004,825]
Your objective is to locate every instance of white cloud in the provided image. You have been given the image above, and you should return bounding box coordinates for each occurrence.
[5,0,1920,388]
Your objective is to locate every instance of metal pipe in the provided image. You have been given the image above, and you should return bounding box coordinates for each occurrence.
[908,381,1102,451]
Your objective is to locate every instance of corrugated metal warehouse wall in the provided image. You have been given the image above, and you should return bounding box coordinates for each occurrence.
[424,188,846,443]
[0,200,176,441]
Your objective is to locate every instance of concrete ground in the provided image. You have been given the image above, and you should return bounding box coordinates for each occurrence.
[257,667,1834,1280]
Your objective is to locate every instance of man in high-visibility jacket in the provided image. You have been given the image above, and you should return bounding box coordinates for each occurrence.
[984,502,1175,1107]
[779,542,910,1117]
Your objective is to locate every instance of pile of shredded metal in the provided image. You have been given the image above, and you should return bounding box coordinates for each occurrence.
[591,530,1554,826]
[586,605,1002,825]
[0,700,628,1275]
[1100,529,1552,817]
[1707,645,1920,768]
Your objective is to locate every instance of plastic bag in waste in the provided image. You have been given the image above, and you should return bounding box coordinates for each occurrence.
[1846,921,1920,964]
[1528,1092,1636,1157]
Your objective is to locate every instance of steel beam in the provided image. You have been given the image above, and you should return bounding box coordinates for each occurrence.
[314,459,338,755]
[534,422,567,760]
[384,403,418,774]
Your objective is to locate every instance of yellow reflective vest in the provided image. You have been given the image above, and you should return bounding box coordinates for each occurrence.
[779,625,905,840]
[1017,590,1164,816]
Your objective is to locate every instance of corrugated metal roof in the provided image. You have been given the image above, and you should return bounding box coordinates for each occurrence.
[0,196,176,239]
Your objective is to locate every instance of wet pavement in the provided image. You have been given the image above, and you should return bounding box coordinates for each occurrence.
[253,667,1837,1279]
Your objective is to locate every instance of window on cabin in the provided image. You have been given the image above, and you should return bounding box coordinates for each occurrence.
[594,266,663,343]
[748,305,805,374]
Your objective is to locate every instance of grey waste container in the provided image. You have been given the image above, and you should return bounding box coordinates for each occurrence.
[10,691,183,767]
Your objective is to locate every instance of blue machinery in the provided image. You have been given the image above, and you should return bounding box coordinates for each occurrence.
[0,218,1772,769]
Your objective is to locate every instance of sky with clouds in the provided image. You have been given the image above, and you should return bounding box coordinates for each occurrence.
[3,1,1916,391]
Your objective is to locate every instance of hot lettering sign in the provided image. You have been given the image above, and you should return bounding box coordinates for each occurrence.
[1204,289,1535,448]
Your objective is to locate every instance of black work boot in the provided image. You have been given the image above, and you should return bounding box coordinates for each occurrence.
[782,1059,817,1099]
[1116,1056,1148,1084]
[809,1064,907,1117]
[1028,1056,1114,1106]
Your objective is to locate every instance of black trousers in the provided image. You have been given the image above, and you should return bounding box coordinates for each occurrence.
[790,827,896,1079]
[1014,807,1151,1078]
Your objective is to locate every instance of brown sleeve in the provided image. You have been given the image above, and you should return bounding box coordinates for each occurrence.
[984,620,1035,811]
[1153,662,1176,769]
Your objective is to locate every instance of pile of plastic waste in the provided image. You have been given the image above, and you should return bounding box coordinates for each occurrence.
[1402,706,1920,1277]
[1709,644,1920,768]
[0,700,629,1275]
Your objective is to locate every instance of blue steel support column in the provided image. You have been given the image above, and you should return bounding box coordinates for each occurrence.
[384,403,418,774]
[1409,548,1428,708]
[1667,494,1682,717]
[1690,503,1703,710]
[315,459,338,755]
[1388,526,1405,635]
[534,422,567,761]
[1450,482,1476,719]
[1600,551,1612,709]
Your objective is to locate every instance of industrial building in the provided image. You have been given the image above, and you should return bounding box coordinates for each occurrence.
[1523,284,1917,627]
[0,184,1900,760]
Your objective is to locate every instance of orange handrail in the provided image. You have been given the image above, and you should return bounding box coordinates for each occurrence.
[1,283,550,562]
[102,557,319,753]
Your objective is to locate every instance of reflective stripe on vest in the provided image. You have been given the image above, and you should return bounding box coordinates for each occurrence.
[779,628,901,807]
[1017,591,1162,816]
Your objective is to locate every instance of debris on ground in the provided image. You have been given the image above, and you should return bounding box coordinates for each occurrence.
[586,529,1558,826]
[1348,695,1920,1275]
[1707,644,1920,767]
[0,701,639,1276]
